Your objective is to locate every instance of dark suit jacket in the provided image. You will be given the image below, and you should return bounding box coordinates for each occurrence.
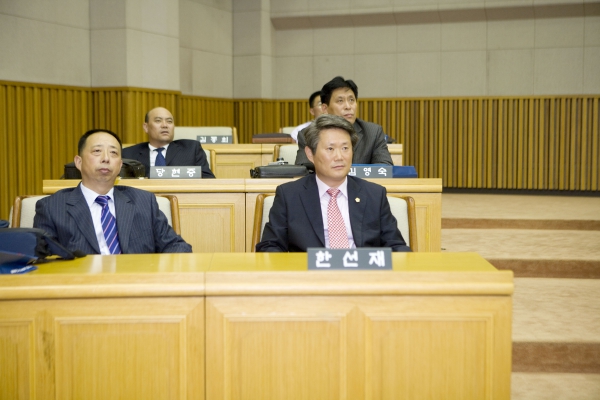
[34,185,192,254]
[122,139,215,178]
[256,175,410,252]
[294,118,393,167]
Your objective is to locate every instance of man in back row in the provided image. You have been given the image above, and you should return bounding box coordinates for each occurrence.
[34,129,192,254]
[289,91,323,142]
[294,76,393,168]
[122,107,215,178]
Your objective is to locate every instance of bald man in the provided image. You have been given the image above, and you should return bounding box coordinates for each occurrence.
[122,107,215,178]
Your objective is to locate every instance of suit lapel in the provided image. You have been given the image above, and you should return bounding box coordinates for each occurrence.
[299,175,326,246]
[347,177,366,247]
[353,120,364,149]
[67,186,101,253]
[165,141,181,165]
[113,188,134,253]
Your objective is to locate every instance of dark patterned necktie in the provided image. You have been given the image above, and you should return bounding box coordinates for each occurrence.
[95,195,122,254]
[155,147,166,166]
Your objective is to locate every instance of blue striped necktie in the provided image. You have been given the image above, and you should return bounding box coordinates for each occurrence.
[95,195,122,254]
[155,147,166,166]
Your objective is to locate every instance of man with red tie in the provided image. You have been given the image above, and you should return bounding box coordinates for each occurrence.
[256,114,410,252]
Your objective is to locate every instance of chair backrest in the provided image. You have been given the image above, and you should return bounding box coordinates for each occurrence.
[174,126,238,144]
[386,195,418,251]
[280,126,295,134]
[203,148,216,170]
[251,193,418,252]
[155,194,181,235]
[251,194,275,251]
[11,194,181,235]
[11,195,49,228]
[273,144,299,163]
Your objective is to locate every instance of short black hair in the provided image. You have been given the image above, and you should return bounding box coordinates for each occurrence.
[78,129,122,155]
[304,114,358,155]
[309,91,321,107]
[320,76,358,106]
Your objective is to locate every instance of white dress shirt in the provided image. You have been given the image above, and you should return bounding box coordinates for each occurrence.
[80,183,117,255]
[290,121,312,142]
[148,143,170,166]
[315,175,356,248]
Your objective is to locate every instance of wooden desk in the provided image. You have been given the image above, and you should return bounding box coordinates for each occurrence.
[43,177,441,253]
[0,253,513,400]
[203,144,403,179]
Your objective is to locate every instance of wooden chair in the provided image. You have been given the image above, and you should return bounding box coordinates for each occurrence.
[386,195,418,251]
[251,194,276,251]
[203,148,216,170]
[279,127,295,134]
[11,194,182,235]
[272,144,299,163]
[251,193,418,252]
[174,126,238,144]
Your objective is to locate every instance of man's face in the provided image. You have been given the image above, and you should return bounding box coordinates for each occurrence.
[305,128,352,188]
[323,88,357,124]
[74,132,122,190]
[144,107,174,147]
[310,96,324,118]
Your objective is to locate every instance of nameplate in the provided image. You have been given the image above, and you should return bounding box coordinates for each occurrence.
[307,248,392,270]
[197,135,232,144]
[149,166,202,179]
[349,165,393,178]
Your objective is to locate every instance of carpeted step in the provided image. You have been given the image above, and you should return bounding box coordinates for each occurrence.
[443,218,600,230]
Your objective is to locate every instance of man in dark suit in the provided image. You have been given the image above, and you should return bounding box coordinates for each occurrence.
[122,107,215,178]
[257,114,409,252]
[34,129,192,254]
[294,76,393,168]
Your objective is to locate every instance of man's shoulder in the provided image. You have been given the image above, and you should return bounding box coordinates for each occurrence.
[356,118,382,131]
[348,175,385,192]
[172,139,200,147]
[114,185,152,198]
[278,174,314,192]
[122,142,148,152]
[44,187,78,200]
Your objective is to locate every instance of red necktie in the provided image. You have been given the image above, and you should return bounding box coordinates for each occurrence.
[326,188,349,248]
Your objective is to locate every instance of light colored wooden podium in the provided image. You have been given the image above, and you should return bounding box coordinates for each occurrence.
[0,253,512,400]
[43,177,441,253]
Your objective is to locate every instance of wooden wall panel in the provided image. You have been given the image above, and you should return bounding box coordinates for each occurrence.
[178,95,234,128]
[92,87,179,144]
[1,81,598,221]
[0,81,92,222]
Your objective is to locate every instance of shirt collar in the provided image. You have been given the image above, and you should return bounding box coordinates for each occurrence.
[80,183,115,207]
[315,175,348,199]
[148,143,170,151]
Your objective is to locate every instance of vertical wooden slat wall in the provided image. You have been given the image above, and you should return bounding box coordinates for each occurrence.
[91,87,180,144]
[359,96,599,191]
[0,81,93,221]
[1,81,598,220]
[178,96,235,129]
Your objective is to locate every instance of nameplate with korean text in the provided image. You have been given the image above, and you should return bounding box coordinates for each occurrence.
[307,248,392,270]
[349,165,393,179]
[149,166,202,179]
[197,135,232,144]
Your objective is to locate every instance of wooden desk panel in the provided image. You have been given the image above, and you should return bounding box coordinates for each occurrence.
[0,253,512,400]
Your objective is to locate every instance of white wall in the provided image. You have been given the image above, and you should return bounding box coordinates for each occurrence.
[179,0,233,97]
[0,0,91,86]
[0,0,598,98]
[271,0,600,98]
